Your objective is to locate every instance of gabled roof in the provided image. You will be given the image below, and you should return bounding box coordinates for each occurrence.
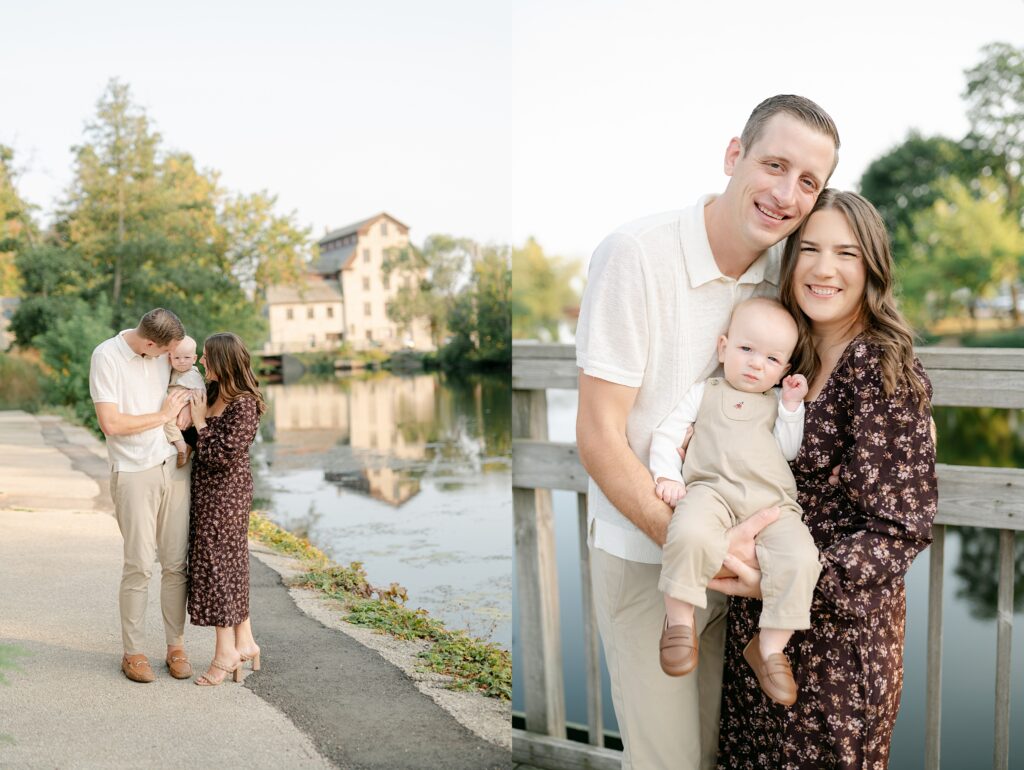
[316,212,409,246]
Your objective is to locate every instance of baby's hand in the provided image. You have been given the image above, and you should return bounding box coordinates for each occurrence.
[655,478,687,507]
[781,374,808,406]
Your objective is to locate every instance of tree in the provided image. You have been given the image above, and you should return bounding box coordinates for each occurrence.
[901,178,1024,327]
[964,42,1024,217]
[510,237,579,341]
[0,146,37,296]
[39,79,264,344]
[219,190,314,299]
[382,234,474,346]
[859,132,1002,238]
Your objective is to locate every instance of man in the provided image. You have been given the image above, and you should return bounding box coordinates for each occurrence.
[575,95,839,769]
[89,308,194,683]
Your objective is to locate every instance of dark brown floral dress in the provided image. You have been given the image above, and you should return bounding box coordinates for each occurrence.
[187,396,260,627]
[718,338,937,770]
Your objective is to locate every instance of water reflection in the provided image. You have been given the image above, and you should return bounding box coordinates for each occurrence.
[934,406,1024,618]
[254,370,512,646]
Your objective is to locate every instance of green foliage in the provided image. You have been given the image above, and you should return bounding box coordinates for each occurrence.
[0,352,45,411]
[511,237,580,341]
[964,42,1024,214]
[438,244,511,369]
[382,234,474,347]
[34,298,115,432]
[220,190,314,298]
[858,132,1004,238]
[0,145,37,296]
[247,511,329,565]
[901,178,1024,326]
[250,511,510,699]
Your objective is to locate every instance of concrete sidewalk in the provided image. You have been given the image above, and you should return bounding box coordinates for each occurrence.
[0,411,511,769]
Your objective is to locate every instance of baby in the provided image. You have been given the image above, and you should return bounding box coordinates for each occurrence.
[649,297,821,706]
[164,335,205,467]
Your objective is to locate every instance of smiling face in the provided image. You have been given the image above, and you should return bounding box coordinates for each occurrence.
[791,208,867,332]
[718,301,798,394]
[720,113,837,256]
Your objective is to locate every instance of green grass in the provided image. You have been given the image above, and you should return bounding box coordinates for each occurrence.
[248,512,510,700]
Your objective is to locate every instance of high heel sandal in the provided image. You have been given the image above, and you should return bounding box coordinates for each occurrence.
[240,650,261,672]
[194,659,242,686]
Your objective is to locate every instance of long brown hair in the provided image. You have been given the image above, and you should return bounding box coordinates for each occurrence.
[202,332,266,416]
[779,189,929,409]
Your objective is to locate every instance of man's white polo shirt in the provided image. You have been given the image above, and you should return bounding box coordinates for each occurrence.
[575,194,784,564]
[89,330,177,473]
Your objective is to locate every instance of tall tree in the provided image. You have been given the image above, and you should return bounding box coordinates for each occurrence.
[964,41,1024,217]
[382,234,474,346]
[219,190,314,299]
[510,237,579,341]
[0,146,37,296]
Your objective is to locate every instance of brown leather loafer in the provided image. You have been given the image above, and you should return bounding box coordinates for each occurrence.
[166,650,193,680]
[743,634,797,706]
[659,617,698,676]
[121,654,156,683]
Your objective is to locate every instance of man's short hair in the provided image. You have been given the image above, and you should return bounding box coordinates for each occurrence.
[740,95,840,173]
[137,308,185,346]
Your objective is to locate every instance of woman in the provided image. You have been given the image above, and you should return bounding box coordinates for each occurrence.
[186,332,266,686]
[713,190,937,768]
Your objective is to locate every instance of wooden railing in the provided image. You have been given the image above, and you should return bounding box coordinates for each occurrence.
[512,342,1022,770]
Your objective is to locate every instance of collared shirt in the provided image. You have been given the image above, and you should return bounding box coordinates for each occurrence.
[575,195,785,563]
[89,330,176,473]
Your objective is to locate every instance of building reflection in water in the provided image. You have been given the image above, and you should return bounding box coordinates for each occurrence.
[263,373,453,506]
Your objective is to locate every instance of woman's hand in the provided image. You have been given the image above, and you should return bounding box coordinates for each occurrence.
[708,554,763,599]
[190,387,208,429]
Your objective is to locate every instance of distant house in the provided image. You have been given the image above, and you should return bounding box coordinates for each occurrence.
[265,212,432,353]
[0,297,19,351]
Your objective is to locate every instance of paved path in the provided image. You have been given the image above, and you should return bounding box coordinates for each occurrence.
[0,411,510,769]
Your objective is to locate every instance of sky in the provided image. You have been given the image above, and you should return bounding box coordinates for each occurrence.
[3,0,1024,269]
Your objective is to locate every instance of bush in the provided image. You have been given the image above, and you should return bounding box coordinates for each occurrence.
[0,352,46,411]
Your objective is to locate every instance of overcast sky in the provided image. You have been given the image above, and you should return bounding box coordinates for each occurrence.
[3,1,1024,267]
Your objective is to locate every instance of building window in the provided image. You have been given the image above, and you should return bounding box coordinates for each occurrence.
[362,277,370,291]
[366,330,373,340]
[327,306,334,319]
[286,307,294,320]
[363,249,370,263]
[382,276,390,290]
[307,307,315,319]
[381,222,388,236]
[364,303,371,317]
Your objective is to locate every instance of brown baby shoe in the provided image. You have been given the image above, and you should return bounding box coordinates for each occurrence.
[743,633,797,706]
[659,617,698,676]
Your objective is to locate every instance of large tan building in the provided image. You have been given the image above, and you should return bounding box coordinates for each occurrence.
[265,212,433,353]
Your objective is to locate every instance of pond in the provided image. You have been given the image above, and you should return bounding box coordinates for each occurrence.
[512,392,1024,768]
[252,369,512,649]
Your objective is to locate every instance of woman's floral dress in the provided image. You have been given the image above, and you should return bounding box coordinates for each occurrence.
[718,338,937,769]
[186,396,260,627]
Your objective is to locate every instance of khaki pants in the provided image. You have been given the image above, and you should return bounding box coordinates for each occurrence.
[659,487,820,630]
[110,459,190,654]
[591,546,727,770]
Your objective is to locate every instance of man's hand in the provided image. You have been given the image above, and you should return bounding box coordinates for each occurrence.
[713,505,780,578]
[161,389,191,421]
[654,477,686,507]
[707,554,763,598]
[675,425,694,463]
[781,374,808,410]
